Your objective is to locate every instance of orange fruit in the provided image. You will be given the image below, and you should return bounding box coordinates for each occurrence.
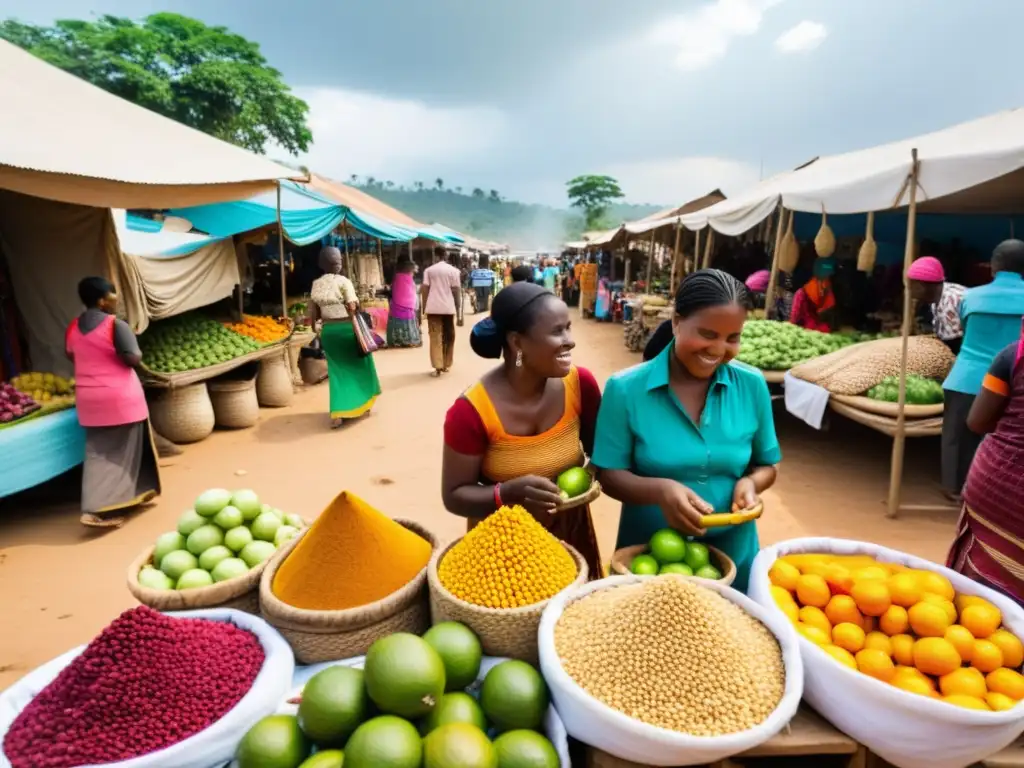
[797,623,831,645]
[939,667,987,699]
[771,584,795,606]
[986,692,1017,712]
[908,602,952,638]
[892,673,937,697]
[879,605,910,636]
[891,634,916,666]
[920,593,958,624]
[944,625,976,663]
[825,595,863,627]
[914,637,962,676]
[832,622,866,654]
[942,694,990,711]
[972,640,1005,673]
[865,631,893,657]
[893,665,936,689]
[769,560,800,592]
[779,600,799,623]
[851,580,891,617]
[799,606,833,636]
[823,564,854,596]
[796,574,831,609]
[888,573,923,608]
[955,594,987,614]
[989,629,1024,669]
[856,648,896,682]
[854,565,891,582]
[961,604,1003,640]
[986,668,1024,700]
[821,644,858,670]
[915,571,956,601]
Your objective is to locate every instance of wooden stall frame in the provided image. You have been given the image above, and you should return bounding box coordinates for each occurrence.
[669,220,682,293]
[702,228,715,270]
[644,229,655,288]
[276,182,287,316]
[763,206,788,318]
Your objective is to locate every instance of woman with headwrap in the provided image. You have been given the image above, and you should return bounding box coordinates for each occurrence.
[790,259,837,332]
[386,259,422,348]
[441,281,603,577]
[309,246,382,429]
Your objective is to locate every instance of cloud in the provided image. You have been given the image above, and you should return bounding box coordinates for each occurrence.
[601,157,762,206]
[289,87,508,184]
[775,20,828,53]
[648,0,782,71]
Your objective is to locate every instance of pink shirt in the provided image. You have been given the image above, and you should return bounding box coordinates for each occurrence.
[66,314,149,428]
[423,262,461,315]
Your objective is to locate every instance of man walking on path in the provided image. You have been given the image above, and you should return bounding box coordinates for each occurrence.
[421,253,463,376]
[470,256,497,314]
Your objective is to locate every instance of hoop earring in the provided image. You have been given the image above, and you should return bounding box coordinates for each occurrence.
[515,350,523,368]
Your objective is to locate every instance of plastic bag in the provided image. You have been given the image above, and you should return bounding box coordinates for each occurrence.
[537,574,804,766]
[749,537,1024,768]
[0,609,294,768]
[269,655,572,768]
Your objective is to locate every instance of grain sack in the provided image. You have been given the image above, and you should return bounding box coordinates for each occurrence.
[789,336,955,396]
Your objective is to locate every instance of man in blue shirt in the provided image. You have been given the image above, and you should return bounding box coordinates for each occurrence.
[941,239,1024,498]
[469,256,496,314]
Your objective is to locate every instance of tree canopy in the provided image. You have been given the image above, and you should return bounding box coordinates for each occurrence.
[1,12,312,155]
[566,174,625,230]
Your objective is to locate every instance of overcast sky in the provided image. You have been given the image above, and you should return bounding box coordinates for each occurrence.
[8,0,1024,206]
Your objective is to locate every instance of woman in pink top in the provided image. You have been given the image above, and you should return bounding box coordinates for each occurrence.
[65,277,160,528]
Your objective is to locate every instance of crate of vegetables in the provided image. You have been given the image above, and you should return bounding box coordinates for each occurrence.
[749,537,1024,768]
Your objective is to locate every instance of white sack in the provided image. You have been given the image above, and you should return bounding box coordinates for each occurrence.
[0,609,294,768]
[537,574,804,766]
[749,537,1024,768]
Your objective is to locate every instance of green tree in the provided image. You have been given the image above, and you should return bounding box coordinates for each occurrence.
[0,12,312,155]
[472,187,485,199]
[566,174,625,229]
[489,189,501,203]
[435,178,445,190]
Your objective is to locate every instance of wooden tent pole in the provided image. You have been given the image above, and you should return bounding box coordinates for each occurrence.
[670,221,682,293]
[376,238,385,285]
[886,148,921,519]
[645,229,656,288]
[702,229,715,269]
[276,182,287,315]
[764,206,788,319]
[341,225,353,285]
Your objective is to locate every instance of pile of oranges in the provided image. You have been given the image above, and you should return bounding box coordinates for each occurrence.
[769,552,1024,712]
[225,315,290,344]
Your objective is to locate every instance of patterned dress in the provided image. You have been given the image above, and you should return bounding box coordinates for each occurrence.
[444,366,603,578]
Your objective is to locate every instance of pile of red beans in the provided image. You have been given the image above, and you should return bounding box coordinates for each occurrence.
[3,606,264,768]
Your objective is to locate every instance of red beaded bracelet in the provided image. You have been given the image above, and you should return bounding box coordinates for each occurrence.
[493,483,503,509]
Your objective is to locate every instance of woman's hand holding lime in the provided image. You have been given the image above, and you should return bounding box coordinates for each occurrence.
[498,476,563,520]
[656,480,712,536]
[732,477,758,511]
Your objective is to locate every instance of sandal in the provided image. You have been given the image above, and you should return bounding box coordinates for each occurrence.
[80,513,125,529]
[330,417,345,430]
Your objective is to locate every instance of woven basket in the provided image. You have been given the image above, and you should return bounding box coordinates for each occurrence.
[299,357,328,385]
[259,519,438,664]
[148,382,215,444]
[610,543,736,586]
[126,545,263,614]
[256,350,294,407]
[554,480,602,513]
[830,393,944,419]
[208,377,259,429]
[428,540,588,665]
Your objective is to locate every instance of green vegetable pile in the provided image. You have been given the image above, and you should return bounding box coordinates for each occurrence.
[140,313,260,373]
[738,320,851,371]
[866,375,944,405]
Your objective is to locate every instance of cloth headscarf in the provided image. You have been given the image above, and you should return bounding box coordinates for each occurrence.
[470,281,551,359]
[804,259,836,312]
[907,256,945,283]
[318,246,343,274]
[745,269,770,293]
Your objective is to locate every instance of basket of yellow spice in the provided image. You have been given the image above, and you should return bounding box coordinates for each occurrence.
[428,505,589,665]
[259,490,438,664]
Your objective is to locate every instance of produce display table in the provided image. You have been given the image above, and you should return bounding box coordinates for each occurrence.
[140,337,293,390]
[0,408,84,498]
[828,398,944,438]
[585,706,865,768]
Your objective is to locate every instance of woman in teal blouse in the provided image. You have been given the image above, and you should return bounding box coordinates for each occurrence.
[592,269,782,592]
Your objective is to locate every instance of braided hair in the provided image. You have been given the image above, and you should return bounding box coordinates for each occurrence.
[646,269,750,358]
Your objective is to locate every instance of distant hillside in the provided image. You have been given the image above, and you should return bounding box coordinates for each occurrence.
[342,181,663,249]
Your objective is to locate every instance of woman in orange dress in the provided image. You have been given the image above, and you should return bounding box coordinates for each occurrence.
[441,282,603,576]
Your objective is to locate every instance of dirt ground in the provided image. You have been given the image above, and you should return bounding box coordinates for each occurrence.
[0,318,958,691]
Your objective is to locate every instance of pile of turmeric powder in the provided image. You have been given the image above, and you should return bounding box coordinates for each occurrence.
[272,491,432,611]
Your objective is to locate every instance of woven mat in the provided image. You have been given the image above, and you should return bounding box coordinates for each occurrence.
[140,335,293,390]
[829,399,943,438]
[831,394,944,419]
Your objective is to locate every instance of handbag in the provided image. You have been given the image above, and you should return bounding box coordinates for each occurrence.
[352,312,384,356]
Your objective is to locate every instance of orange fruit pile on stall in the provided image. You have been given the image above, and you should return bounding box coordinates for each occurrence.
[225,315,290,344]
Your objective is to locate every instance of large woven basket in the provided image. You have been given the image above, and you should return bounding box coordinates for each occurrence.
[126,545,263,614]
[610,543,736,586]
[259,519,438,664]
[256,351,294,407]
[148,382,214,444]
[299,357,327,385]
[428,539,588,665]
[208,377,259,429]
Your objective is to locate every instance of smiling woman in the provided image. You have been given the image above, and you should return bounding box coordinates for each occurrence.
[592,269,781,592]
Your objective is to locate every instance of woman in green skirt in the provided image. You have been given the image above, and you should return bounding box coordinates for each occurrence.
[309,246,382,429]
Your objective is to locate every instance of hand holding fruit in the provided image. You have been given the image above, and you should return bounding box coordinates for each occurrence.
[498,476,563,519]
[657,480,713,536]
[732,477,759,512]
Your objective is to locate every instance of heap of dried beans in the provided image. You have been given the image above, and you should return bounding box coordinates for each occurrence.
[3,606,264,768]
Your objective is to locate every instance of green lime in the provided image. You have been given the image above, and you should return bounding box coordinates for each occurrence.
[421,692,488,736]
[629,554,659,575]
[424,723,496,768]
[695,564,723,580]
[298,751,344,768]
[683,541,711,571]
[555,467,591,498]
[298,665,368,746]
[648,529,687,564]
[659,562,693,576]
[480,660,548,732]
[236,715,311,768]
[344,716,422,768]
[365,633,446,719]
[423,622,483,691]
[493,730,559,768]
